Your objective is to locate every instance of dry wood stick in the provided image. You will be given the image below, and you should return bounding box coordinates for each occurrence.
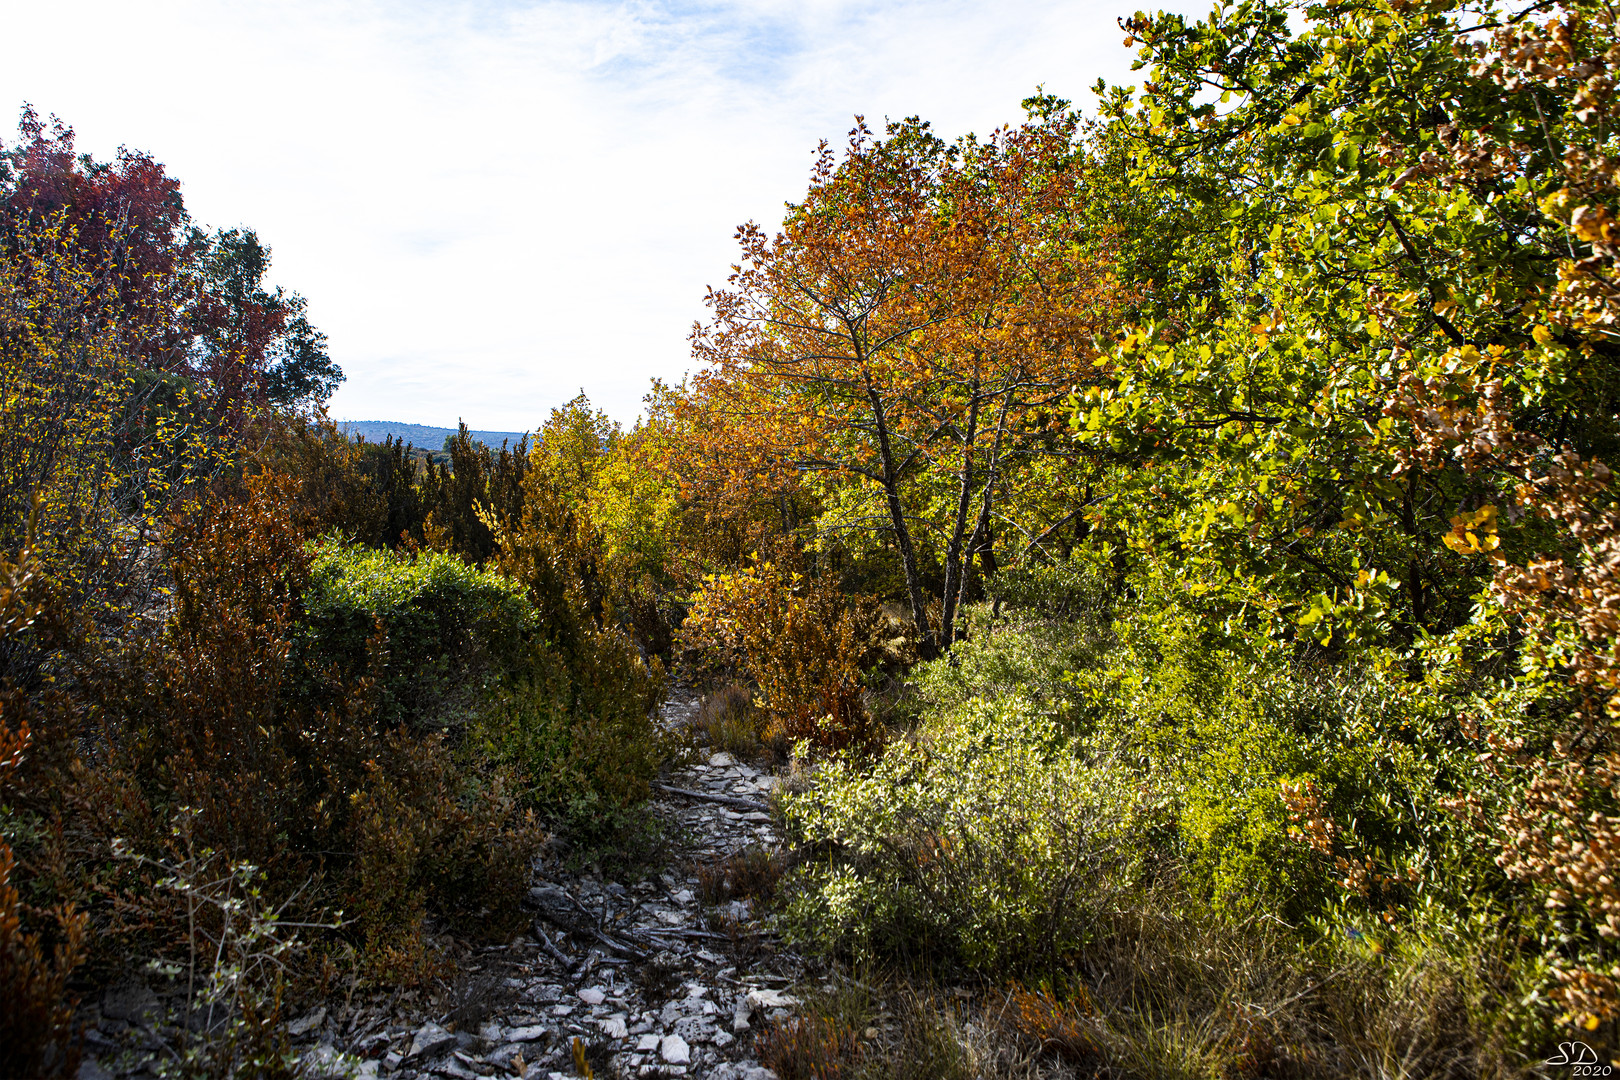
[653,783,769,813]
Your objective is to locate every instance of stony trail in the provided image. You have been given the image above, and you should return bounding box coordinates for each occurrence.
[76,691,802,1080]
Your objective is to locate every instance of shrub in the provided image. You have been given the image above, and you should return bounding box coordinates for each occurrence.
[0,529,87,1078]
[1065,595,1528,930]
[481,422,667,811]
[681,558,880,752]
[351,734,542,981]
[758,1014,865,1080]
[781,696,1138,973]
[695,845,784,906]
[295,540,537,732]
[5,473,544,999]
[0,840,87,1079]
[256,416,428,550]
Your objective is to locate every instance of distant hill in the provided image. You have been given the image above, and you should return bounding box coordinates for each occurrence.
[338,421,530,451]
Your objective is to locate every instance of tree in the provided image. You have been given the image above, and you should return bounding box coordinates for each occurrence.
[689,108,1124,656]
[0,106,342,416]
[191,228,340,410]
[1083,0,1620,1032]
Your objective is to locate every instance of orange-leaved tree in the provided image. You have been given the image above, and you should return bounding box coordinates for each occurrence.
[688,104,1125,656]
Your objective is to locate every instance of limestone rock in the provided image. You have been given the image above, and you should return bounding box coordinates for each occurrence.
[287,1007,326,1036]
[660,1033,691,1064]
[408,1021,457,1059]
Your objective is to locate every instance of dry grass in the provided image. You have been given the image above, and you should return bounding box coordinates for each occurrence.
[695,846,785,907]
[771,890,1550,1080]
[697,683,772,761]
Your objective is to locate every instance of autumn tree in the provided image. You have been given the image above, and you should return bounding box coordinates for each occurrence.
[689,106,1124,656]
[0,106,341,416]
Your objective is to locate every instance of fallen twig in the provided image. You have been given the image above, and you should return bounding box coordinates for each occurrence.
[585,927,648,960]
[654,783,769,813]
[531,922,573,970]
[636,927,773,942]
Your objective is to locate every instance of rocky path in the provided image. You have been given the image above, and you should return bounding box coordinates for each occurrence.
[76,690,801,1080]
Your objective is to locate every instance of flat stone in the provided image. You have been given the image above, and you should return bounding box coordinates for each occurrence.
[549,1004,574,1017]
[505,1025,548,1042]
[577,987,605,1005]
[300,1044,350,1078]
[745,989,798,1010]
[409,1022,457,1059]
[673,1016,714,1043]
[599,1015,628,1039]
[707,752,736,767]
[487,1044,533,1068]
[430,1057,479,1079]
[712,1030,736,1049]
[660,1033,691,1064]
[287,1007,326,1036]
[636,1033,661,1052]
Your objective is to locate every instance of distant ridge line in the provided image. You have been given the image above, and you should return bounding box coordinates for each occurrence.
[338,421,530,450]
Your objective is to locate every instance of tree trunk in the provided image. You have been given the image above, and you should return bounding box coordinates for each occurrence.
[939,377,983,653]
[947,390,1012,647]
[864,372,936,658]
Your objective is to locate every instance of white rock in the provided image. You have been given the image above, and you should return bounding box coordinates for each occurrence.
[637,1033,661,1052]
[577,987,606,1005]
[599,1015,628,1039]
[287,1007,326,1036]
[713,1030,736,1049]
[708,752,736,767]
[672,888,695,904]
[746,989,798,1010]
[505,1025,548,1042]
[408,1022,457,1058]
[487,1044,533,1068]
[674,1016,715,1043]
[660,1033,692,1064]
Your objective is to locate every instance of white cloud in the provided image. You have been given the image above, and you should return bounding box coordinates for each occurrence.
[3,0,1183,430]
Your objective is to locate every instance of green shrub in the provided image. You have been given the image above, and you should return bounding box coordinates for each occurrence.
[781,696,1140,973]
[912,605,1110,725]
[1061,595,1529,930]
[295,540,536,732]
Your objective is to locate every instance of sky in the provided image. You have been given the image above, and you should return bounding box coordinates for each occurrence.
[4,0,1183,431]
